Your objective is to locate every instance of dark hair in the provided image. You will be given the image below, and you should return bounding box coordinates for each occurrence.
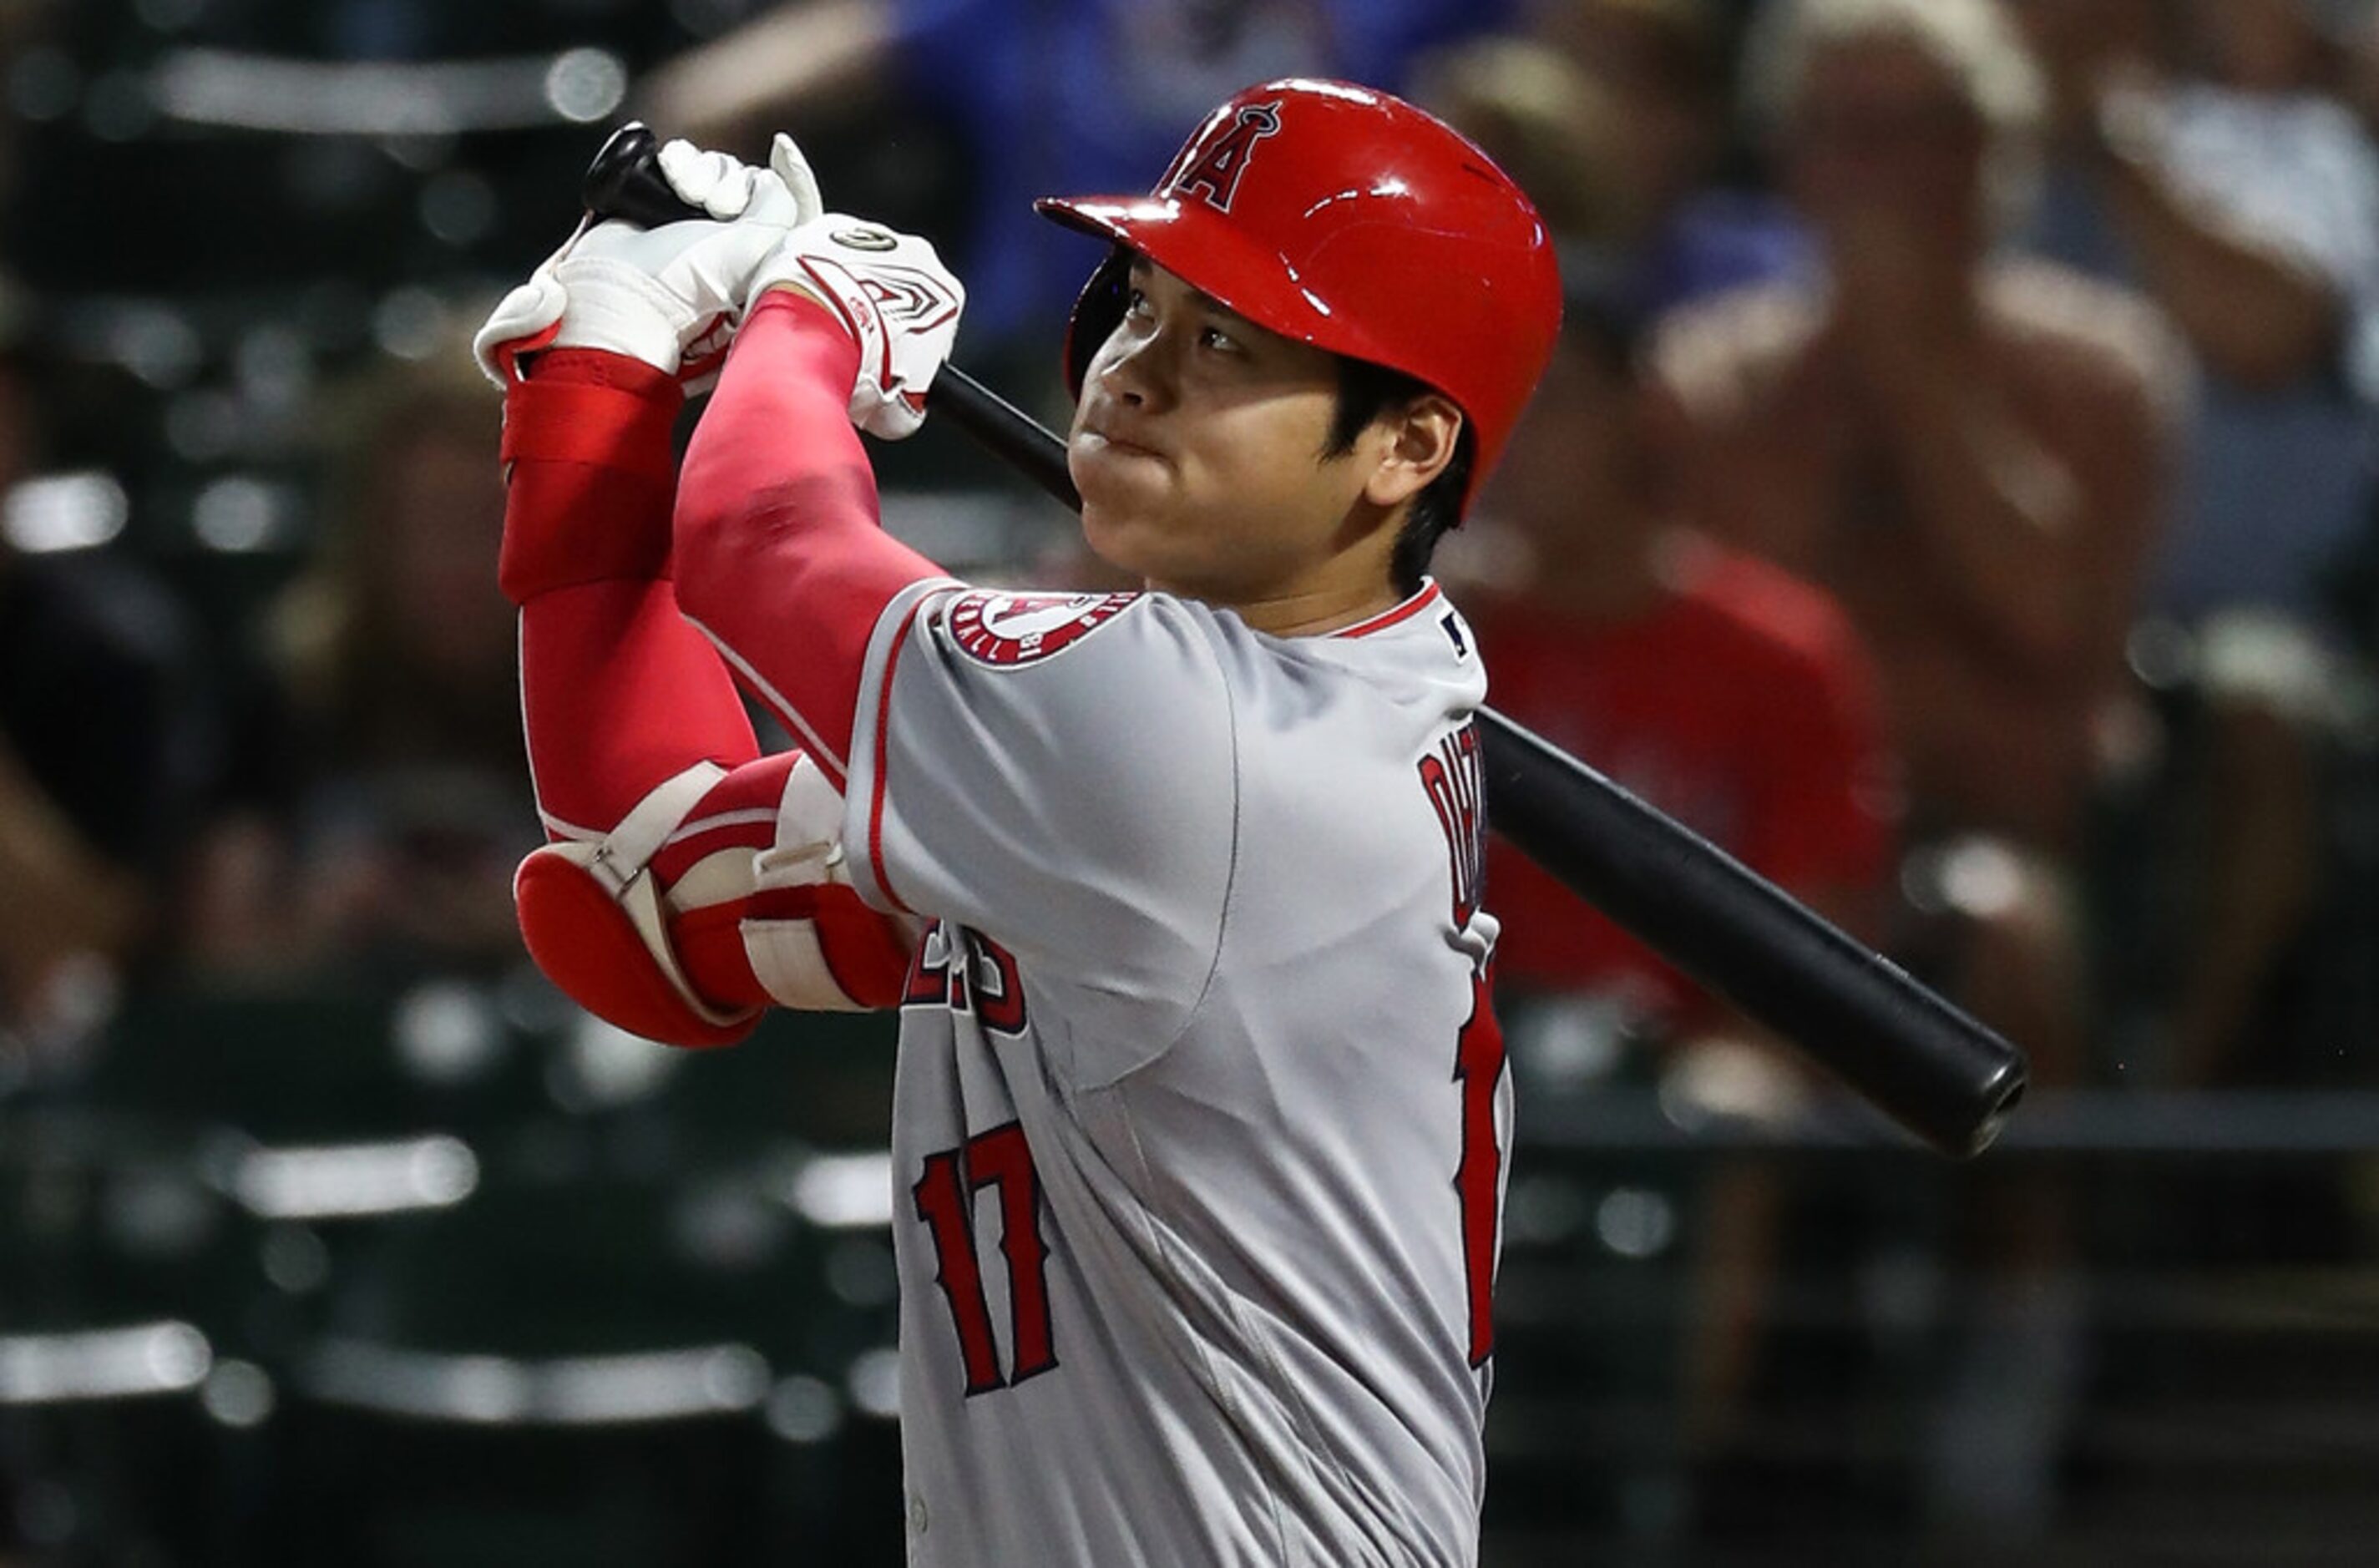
[1323,357,1475,595]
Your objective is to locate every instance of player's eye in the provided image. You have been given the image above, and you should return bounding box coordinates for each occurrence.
[1197,323,1242,355]
[1122,287,1152,320]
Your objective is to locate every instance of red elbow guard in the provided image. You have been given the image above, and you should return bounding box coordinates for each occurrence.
[514,762,761,1050]
[514,842,762,1050]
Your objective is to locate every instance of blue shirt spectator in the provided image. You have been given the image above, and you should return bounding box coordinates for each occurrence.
[893,0,1518,339]
[2031,83,2379,635]
[641,0,1516,346]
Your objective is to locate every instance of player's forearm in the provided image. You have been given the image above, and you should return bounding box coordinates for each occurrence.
[520,581,762,837]
[498,352,682,601]
[673,290,944,780]
[501,350,762,837]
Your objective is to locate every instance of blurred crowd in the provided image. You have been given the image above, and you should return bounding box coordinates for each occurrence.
[1,0,2367,1091]
[3,0,2378,1560]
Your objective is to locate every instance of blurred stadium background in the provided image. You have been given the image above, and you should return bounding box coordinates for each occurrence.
[3,0,2376,1563]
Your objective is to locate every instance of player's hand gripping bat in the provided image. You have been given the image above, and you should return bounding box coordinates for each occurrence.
[582,124,2027,1157]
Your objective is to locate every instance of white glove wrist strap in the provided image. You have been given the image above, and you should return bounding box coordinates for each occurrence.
[549,256,692,373]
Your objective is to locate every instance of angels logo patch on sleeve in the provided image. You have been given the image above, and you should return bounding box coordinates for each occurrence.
[944,591,1138,668]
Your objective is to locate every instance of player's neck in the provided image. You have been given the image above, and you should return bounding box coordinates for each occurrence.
[1230,581,1408,637]
[1153,528,1406,637]
[1152,567,1405,638]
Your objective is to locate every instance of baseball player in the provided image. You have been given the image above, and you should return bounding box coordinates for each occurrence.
[478,80,1560,1564]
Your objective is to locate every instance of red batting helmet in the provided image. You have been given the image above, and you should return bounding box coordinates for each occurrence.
[1035,78,1563,508]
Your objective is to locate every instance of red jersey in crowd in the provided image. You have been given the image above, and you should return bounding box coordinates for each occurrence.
[1472,539,1898,1024]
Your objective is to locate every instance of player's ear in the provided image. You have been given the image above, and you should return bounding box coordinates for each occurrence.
[1360,394,1462,510]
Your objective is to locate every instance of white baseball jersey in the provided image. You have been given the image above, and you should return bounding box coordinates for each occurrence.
[840,578,1511,1566]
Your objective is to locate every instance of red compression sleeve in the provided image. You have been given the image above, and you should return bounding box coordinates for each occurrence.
[504,349,761,838]
[672,291,947,787]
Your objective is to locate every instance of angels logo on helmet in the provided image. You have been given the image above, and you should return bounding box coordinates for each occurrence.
[1165,101,1283,214]
[944,590,1138,668]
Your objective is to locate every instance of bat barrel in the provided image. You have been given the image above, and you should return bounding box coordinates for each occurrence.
[1479,713,2025,1156]
[930,371,1082,510]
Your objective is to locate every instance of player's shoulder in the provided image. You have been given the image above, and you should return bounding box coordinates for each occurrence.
[1645,278,1826,429]
[919,584,1274,698]
[896,584,1240,776]
[914,580,1479,727]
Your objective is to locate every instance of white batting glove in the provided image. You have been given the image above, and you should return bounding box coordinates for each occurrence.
[473,133,825,391]
[749,215,965,439]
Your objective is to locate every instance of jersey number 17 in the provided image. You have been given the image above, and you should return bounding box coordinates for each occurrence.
[911,978,1509,1393]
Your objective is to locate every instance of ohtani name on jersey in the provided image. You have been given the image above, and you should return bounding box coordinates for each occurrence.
[1419,722,1486,928]
[944,590,1136,669]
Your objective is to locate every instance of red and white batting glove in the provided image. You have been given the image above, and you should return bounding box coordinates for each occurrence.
[474,134,824,392]
[748,215,966,439]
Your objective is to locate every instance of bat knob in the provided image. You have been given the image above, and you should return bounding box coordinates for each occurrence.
[581,120,701,229]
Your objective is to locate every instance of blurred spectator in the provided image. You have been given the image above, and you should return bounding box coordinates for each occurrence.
[1648,0,2180,1530]
[1415,36,1619,242]
[2012,0,2366,1080]
[1420,27,1885,1015]
[1461,303,1896,1036]
[1453,290,1898,1475]
[0,336,210,1065]
[1523,0,1815,318]
[1652,0,2175,928]
[637,0,1520,347]
[2149,614,2335,1085]
[2013,0,2379,639]
[185,341,534,983]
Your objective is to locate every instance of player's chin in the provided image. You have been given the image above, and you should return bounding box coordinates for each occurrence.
[1079,503,1183,586]
[1071,440,1171,518]
[1078,503,1142,570]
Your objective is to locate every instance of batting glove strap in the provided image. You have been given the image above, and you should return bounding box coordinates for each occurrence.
[499,355,681,480]
[474,234,706,387]
[546,253,710,374]
[498,353,683,603]
[749,214,965,440]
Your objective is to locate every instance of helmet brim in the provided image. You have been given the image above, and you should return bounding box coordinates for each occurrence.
[1035,194,1395,378]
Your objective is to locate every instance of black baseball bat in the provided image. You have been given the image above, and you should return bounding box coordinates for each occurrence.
[581,124,2027,1157]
